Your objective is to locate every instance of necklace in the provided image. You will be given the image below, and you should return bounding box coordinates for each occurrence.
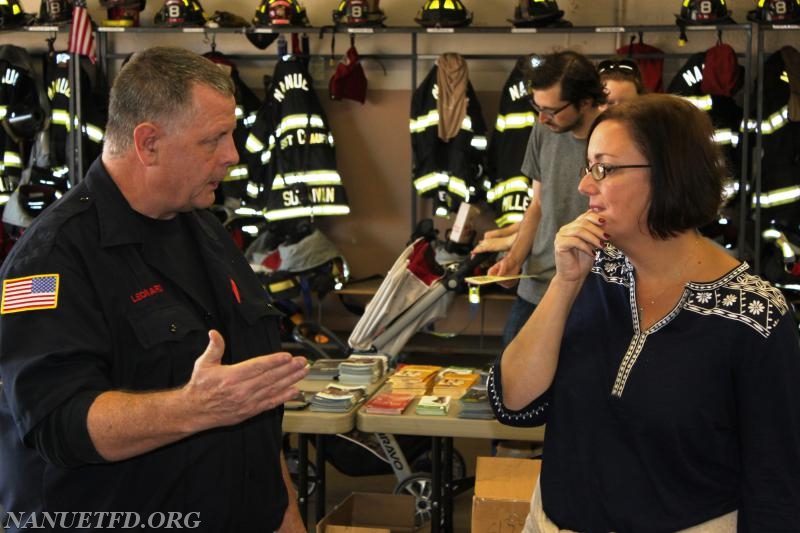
[637,235,701,316]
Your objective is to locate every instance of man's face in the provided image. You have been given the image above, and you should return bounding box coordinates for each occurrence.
[150,84,239,219]
[531,84,582,134]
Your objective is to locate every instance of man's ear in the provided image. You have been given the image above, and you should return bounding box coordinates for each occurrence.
[133,123,160,166]
[577,98,594,112]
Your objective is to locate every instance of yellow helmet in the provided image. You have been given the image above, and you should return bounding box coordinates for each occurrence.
[415,0,472,27]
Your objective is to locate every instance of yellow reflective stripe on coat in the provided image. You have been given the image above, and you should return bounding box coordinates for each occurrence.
[414,172,448,193]
[4,151,22,168]
[486,176,532,203]
[271,171,344,188]
[494,111,536,132]
[265,205,350,221]
[224,164,248,181]
[753,186,800,208]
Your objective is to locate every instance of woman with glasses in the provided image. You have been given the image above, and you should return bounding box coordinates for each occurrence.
[474,57,643,265]
[488,94,800,532]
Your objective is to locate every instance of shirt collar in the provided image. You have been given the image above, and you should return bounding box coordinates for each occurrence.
[84,158,154,248]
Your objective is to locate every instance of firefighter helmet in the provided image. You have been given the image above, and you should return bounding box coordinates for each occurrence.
[0,0,34,27]
[37,0,72,25]
[154,0,207,27]
[1,103,47,141]
[4,165,69,227]
[246,227,350,301]
[100,0,146,8]
[252,0,310,26]
[332,0,386,27]
[747,0,800,23]
[248,0,309,48]
[509,0,566,28]
[676,0,734,24]
[100,0,146,27]
[415,0,472,28]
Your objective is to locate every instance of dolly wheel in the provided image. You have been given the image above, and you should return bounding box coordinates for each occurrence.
[394,473,434,527]
[284,449,318,498]
[411,448,468,480]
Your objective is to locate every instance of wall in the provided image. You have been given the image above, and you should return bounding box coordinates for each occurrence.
[4,0,798,337]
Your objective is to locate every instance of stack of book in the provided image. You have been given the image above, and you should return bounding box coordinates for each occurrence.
[432,369,481,399]
[387,364,441,396]
[362,391,416,415]
[338,354,387,385]
[306,359,347,381]
[284,390,311,410]
[415,395,451,416]
[458,385,494,419]
[309,384,366,413]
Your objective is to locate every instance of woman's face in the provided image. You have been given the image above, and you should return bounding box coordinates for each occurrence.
[578,119,652,242]
[603,78,640,106]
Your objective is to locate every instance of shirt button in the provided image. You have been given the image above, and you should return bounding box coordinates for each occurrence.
[168,323,178,333]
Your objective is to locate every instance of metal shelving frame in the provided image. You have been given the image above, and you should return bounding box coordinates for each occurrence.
[751,23,800,274]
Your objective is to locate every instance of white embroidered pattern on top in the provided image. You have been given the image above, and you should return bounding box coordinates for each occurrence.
[592,247,788,397]
[591,243,632,286]
[684,269,788,338]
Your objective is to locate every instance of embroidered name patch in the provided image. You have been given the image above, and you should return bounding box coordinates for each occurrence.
[1,274,60,314]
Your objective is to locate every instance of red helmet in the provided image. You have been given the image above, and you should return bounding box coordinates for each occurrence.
[253,0,310,26]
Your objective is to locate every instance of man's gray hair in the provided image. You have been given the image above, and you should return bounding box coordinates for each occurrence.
[103,46,235,156]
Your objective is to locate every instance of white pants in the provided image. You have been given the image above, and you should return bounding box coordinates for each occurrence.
[523,478,737,533]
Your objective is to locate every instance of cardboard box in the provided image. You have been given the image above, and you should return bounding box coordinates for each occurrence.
[449,202,480,244]
[471,457,541,533]
[317,492,417,533]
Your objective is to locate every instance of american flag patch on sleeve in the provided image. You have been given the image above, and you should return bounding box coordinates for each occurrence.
[1,274,60,314]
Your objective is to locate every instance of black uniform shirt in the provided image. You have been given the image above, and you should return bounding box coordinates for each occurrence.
[0,158,288,532]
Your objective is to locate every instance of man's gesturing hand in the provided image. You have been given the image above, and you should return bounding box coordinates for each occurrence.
[184,330,309,431]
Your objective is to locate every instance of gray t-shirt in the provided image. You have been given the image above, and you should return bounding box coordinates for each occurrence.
[517,122,588,305]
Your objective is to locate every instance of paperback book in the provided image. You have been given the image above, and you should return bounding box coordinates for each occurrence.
[458,385,494,420]
[415,394,451,416]
[309,384,366,413]
[362,391,416,415]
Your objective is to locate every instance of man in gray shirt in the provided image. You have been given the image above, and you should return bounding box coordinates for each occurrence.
[481,51,606,345]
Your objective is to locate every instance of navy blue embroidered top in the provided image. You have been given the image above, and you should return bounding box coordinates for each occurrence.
[489,244,800,532]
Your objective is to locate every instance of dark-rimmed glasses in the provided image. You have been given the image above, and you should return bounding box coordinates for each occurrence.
[581,162,651,181]
[597,58,640,76]
[530,100,572,120]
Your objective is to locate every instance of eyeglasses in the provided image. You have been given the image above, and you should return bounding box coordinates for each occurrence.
[530,100,572,120]
[581,162,651,181]
[597,58,640,75]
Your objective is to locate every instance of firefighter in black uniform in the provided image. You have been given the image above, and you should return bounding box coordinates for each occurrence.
[0,47,308,533]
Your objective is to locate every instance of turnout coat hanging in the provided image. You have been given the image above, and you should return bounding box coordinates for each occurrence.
[247,56,350,222]
[410,55,487,218]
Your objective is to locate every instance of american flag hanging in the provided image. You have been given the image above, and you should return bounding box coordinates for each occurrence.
[68,0,96,64]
